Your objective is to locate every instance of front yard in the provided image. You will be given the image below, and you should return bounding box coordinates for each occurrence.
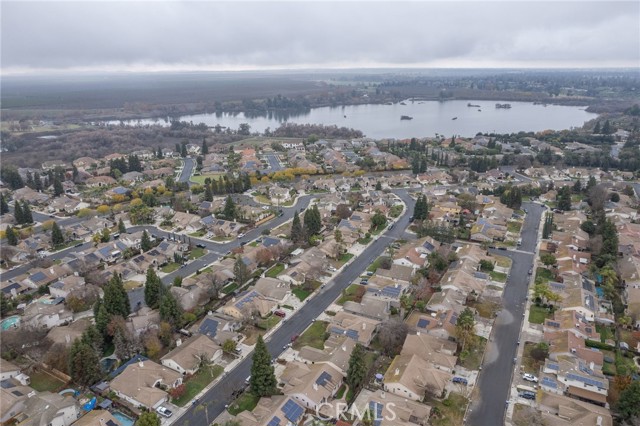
[427,393,469,426]
[507,221,523,233]
[227,392,260,415]
[337,284,366,305]
[189,247,206,259]
[172,365,224,406]
[292,321,329,350]
[458,337,487,370]
[489,271,507,282]
[161,262,181,273]
[265,263,285,278]
[528,304,553,324]
[258,315,281,330]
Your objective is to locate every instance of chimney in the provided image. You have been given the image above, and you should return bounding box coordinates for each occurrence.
[362,323,366,330]
[138,361,144,368]
[176,338,182,347]
[381,391,385,399]
[313,383,318,391]
[394,368,400,376]
[342,346,346,352]
[49,268,54,274]
[416,331,421,336]
[590,362,595,371]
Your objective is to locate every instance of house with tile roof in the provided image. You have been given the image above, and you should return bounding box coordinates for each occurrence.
[110,359,182,410]
[161,334,222,375]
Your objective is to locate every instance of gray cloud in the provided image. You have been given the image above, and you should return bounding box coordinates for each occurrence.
[1,1,638,73]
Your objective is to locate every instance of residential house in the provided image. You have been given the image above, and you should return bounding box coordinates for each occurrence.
[253,277,291,304]
[400,332,458,373]
[192,312,242,346]
[161,334,222,375]
[328,311,381,346]
[296,334,356,376]
[343,293,391,321]
[541,358,609,407]
[279,362,344,410]
[21,297,72,329]
[126,307,160,336]
[353,389,431,426]
[233,396,305,426]
[46,318,91,347]
[536,392,612,426]
[71,409,123,426]
[5,390,80,426]
[110,359,182,410]
[171,212,203,233]
[220,290,277,320]
[383,354,452,400]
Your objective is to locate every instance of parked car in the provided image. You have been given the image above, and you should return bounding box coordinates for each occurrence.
[290,334,299,342]
[156,406,173,418]
[522,373,538,383]
[360,279,369,285]
[274,310,286,318]
[238,233,245,238]
[196,243,207,248]
[452,377,468,385]
[520,391,536,400]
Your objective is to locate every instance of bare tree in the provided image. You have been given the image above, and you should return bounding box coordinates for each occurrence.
[204,273,224,300]
[588,184,608,213]
[376,319,408,356]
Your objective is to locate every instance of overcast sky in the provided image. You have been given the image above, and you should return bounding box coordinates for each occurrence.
[2,1,639,74]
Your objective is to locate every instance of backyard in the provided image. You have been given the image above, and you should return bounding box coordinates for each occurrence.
[28,369,66,392]
[172,365,224,407]
[292,321,329,350]
[528,305,553,324]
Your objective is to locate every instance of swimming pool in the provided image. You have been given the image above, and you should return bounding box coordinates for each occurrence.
[111,411,135,426]
[1,316,20,331]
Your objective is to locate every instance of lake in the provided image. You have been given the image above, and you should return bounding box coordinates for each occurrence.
[109,100,596,138]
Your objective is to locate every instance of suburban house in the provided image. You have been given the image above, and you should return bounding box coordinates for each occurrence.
[383,353,452,400]
[353,389,432,426]
[110,360,182,410]
[279,362,344,410]
[296,334,356,376]
[161,334,222,375]
[220,290,277,320]
[233,396,306,426]
[328,311,381,346]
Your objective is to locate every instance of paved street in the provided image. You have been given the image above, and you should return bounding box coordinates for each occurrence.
[467,201,544,426]
[174,190,415,426]
[264,154,284,171]
[178,158,195,183]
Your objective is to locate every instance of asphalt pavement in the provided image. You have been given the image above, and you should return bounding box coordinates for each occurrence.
[174,190,415,426]
[178,158,196,183]
[467,202,544,426]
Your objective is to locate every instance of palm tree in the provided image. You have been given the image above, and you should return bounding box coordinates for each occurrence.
[455,308,476,352]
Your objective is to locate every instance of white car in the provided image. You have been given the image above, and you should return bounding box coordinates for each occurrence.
[522,373,538,383]
[238,233,245,238]
[156,406,173,418]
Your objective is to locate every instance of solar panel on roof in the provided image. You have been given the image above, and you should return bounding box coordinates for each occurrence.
[541,377,558,389]
[267,416,281,426]
[282,399,304,422]
[30,271,46,282]
[381,286,402,298]
[547,363,559,371]
[566,373,604,388]
[449,312,459,325]
[417,318,430,328]
[585,327,593,333]
[346,329,359,340]
[547,321,560,328]
[316,371,332,386]
[369,401,383,426]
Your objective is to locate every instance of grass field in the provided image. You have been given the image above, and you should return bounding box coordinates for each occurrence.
[427,393,469,426]
[124,280,142,290]
[338,253,354,264]
[507,221,523,233]
[161,262,181,273]
[265,263,285,278]
[222,283,239,294]
[29,369,66,392]
[293,321,329,350]
[337,284,366,305]
[489,271,507,282]
[173,366,224,407]
[189,247,206,259]
[458,337,487,370]
[292,286,311,301]
[258,315,281,330]
[227,392,260,415]
[528,305,551,324]
[190,173,224,185]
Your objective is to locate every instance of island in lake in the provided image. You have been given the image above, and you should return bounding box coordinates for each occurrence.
[400,115,413,120]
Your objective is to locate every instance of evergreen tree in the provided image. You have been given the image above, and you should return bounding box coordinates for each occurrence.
[413,195,429,221]
[144,266,162,309]
[223,195,237,220]
[95,302,110,336]
[586,175,597,193]
[304,205,322,237]
[157,146,164,159]
[593,121,601,134]
[13,201,23,224]
[34,172,43,191]
[290,211,304,244]
[0,293,14,317]
[136,412,161,426]
[159,289,182,328]
[557,187,572,211]
[250,335,277,397]
[204,184,213,202]
[21,201,33,224]
[455,307,476,352]
[180,142,188,158]
[5,226,18,246]
[141,230,152,251]
[572,179,582,194]
[0,166,24,190]
[103,274,130,318]
[51,222,64,246]
[0,194,8,215]
[118,218,126,234]
[346,343,367,390]
[68,339,102,386]
[602,119,612,135]
[375,181,382,190]
[80,324,104,355]
[202,138,209,155]
[53,177,64,197]
[411,157,420,175]
[617,380,640,421]
[234,256,250,285]
[26,171,34,188]
[175,143,181,154]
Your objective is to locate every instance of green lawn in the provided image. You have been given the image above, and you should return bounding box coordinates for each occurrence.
[338,253,354,264]
[596,324,615,343]
[189,229,207,237]
[337,284,366,305]
[173,365,224,407]
[494,255,512,268]
[528,305,551,324]
[293,321,329,350]
[190,173,224,185]
[292,286,311,301]
[189,247,206,259]
[335,384,346,399]
[29,370,66,392]
[53,239,84,251]
[258,315,281,330]
[227,392,260,415]
[222,283,239,294]
[507,221,523,233]
[358,236,372,245]
[265,263,285,278]
[161,262,181,273]
[389,205,404,218]
[489,271,507,282]
[367,257,383,273]
[535,267,555,283]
